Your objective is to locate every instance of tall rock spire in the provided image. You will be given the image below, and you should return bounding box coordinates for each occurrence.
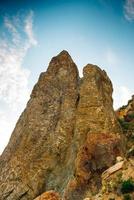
[0,51,124,200]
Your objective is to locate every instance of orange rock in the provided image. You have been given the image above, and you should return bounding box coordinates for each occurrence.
[75,133,124,183]
[34,191,61,200]
[102,161,124,179]
[64,133,124,200]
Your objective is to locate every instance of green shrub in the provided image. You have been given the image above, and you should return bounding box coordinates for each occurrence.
[118,119,130,130]
[127,113,134,120]
[123,194,131,200]
[121,179,134,194]
[120,105,127,110]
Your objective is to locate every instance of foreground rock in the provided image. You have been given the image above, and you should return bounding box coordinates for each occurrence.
[92,159,134,200]
[34,191,61,200]
[116,96,134,158]
[0,51,124,200]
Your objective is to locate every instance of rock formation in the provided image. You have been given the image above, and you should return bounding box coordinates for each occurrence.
[116,96,134,158]
[34,191,61,200]
[116,95,134,121]
[0,51,124,200]
[94,158,134,200]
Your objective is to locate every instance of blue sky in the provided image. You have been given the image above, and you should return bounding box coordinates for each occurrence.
[0,0,134,153]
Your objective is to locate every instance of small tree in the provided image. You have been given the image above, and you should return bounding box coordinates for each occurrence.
[121,179,134,194]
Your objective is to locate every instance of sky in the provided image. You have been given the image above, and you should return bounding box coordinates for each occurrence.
[0,0,134,154]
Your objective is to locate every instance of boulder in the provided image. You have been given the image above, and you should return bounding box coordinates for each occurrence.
[34,191,61,200]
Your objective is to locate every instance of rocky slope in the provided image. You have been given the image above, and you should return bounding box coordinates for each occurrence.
[116,96,134,158]
[0,51,125,200]
[116,95,134,121]
[89,158,134,200]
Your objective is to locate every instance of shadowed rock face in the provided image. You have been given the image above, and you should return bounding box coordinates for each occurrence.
[0,51,124,200]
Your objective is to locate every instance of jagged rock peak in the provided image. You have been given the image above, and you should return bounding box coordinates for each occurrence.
[83,63,112,83]
[31,50,79,98]
[0,51,124,200]
[47,50,77,74]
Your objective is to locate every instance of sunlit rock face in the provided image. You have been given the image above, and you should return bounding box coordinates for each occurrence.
[0,51,124,200]
[34,190,61,200]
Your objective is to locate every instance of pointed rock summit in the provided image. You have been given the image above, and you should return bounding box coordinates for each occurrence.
[0,51,124,200]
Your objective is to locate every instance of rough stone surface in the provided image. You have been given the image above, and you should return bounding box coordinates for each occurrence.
[63,133,124,200]
[116,95,134,157]
[92,159,134,200]
[102,161,124,180]
[34,191,61,200]
[0,51,124,200]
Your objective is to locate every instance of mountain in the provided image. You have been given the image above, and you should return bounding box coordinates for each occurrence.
[0,51,129,200]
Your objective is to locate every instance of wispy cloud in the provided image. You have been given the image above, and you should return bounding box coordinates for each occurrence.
[25,10,38,46]
[113,85,132,109]
[0,11,37,154]
[124,0,134,21]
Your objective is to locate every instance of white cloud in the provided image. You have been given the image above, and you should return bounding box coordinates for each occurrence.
[0,41,30,108]
[25,10,38,46]
[124,0,134,21]
[0,11,37,154]
[0,111,16,154]
[113,85,132,109]
[4,16,20,45]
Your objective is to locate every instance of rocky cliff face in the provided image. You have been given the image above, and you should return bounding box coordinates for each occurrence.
[116,96,134,158]
[0,51,124,200]
[116,95,134,121]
